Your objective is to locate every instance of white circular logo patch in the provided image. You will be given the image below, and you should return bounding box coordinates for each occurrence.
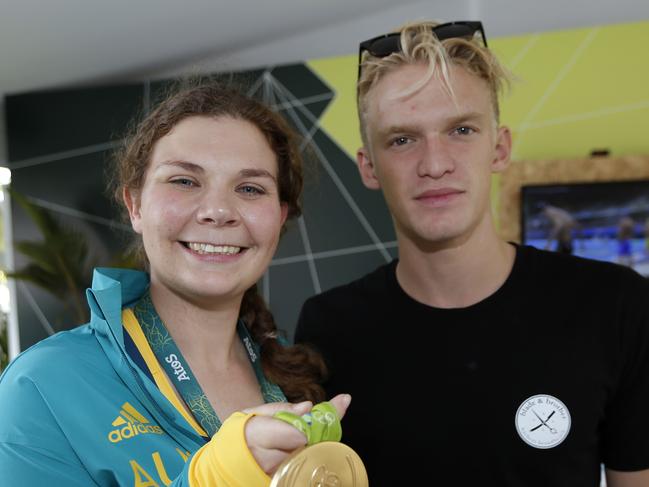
[515,394,571,449]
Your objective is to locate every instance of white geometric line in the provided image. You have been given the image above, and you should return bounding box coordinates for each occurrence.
[265,77,322,293]
[271,241,398,266]
[10,141,122,170]
[516,99,649,132]
[246,71,267,97]
[513,29,598,159]
[507,34,541,71]
[519,29,598,131]
[300,119,321,151]
[297,216,322,294]
[263,71,274,104]
[267,74,392,262]
[18,281,55,336]
[271,92,334,112]
[294,111,393,264]
[27,197,133,231]
[265,74,281,108]
[266,77,322,287]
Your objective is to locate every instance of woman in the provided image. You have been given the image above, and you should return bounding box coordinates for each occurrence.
[0,84,350,486]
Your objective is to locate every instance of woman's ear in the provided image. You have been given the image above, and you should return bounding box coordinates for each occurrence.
[123,187,143,234]
[279,202,289,227]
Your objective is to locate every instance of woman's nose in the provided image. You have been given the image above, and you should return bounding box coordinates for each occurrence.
[195,194,240,226]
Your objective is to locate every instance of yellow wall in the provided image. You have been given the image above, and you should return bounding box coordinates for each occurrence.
[308,20,649,161]
[307,20,649,228]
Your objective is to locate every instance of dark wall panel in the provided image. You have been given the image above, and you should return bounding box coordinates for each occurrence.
[7,85,144,162]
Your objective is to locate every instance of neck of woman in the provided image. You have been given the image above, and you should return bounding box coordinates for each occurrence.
[148,283,246,372]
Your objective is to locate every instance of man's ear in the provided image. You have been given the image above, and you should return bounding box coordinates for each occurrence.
[123,187,143,234]
[491,126,512,174]
[356,147,381,190]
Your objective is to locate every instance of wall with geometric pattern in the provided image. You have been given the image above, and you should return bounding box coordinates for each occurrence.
[5,67,396,349]
[5,19,649,350]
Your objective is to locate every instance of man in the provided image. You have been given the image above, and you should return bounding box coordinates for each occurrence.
[295,20,649,486]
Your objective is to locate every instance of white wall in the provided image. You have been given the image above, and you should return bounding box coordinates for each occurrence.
[151,0,649,79]
[151,1,475,78]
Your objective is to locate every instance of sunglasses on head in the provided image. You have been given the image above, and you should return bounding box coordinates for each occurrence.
[357,21,488,80]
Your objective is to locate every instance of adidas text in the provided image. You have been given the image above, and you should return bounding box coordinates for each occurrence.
[108,421,164,443]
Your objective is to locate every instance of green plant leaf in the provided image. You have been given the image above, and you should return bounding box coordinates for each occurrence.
[13,242,58,273]
[8,189,90,321]
[7,265,64,298]
[8,188,62,239]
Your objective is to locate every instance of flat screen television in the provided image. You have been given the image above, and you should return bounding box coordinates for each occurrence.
[521,180,649,277]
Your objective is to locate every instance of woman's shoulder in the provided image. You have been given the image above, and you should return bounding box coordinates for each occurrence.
[0,324,106,393]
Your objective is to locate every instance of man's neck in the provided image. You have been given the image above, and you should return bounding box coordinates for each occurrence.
[148,284,245,372]
[395,223,515,309]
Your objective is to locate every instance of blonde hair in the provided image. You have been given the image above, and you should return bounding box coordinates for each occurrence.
[357,20,512,145]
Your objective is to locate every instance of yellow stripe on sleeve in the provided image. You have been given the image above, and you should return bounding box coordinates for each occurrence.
[121,308,208,437]
[188,412,269,487]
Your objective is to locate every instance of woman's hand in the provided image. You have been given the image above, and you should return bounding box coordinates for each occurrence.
[243,394,351,475]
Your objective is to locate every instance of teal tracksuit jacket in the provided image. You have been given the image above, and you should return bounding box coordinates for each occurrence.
[0,268,217,486]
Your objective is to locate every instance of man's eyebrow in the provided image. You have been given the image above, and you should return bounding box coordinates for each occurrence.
[378,124,420,137]
[378,112,488,136]
[446,112,486,126]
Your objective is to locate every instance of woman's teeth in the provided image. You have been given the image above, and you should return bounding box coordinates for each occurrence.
[187,243,242,255]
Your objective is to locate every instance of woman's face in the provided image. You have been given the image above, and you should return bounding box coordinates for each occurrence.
[125,115,288,306]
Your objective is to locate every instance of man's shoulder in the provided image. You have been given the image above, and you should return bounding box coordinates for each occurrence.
[302,261,396,315]
[517,244,648,296]
[295,261,396,342]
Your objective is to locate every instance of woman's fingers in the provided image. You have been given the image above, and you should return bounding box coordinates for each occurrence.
[243,394,352,475]
[246,415,307,450]
[328,394,352,420]
[242,400,312,417]
[245,415,307,474]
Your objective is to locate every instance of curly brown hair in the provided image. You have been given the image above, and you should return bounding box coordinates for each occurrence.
[111,83,326,403]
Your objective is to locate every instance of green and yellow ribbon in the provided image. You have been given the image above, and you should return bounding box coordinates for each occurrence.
[274,401,342,446]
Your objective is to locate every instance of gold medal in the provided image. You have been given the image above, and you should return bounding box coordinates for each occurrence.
[270,441,368,487]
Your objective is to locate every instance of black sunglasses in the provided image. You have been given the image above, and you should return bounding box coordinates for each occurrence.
[358,21,488,80]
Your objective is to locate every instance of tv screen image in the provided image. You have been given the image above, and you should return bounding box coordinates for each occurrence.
[521,180,649,277]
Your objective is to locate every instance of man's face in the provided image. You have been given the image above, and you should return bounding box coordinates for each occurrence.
[357,63,511,249]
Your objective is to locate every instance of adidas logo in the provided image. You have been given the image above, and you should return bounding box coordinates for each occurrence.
[108,402,164,443]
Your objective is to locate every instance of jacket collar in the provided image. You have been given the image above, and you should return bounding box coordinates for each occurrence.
[86,267,149,341]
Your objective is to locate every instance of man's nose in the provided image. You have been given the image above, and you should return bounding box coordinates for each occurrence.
[417,136,455,179]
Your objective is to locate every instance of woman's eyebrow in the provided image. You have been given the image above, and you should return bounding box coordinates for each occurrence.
[157,160,204,173]
[239,168,277,181]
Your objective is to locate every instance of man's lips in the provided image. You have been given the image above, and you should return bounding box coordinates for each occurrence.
[414,188,464,200]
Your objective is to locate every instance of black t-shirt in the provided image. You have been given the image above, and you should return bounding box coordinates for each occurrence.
[295,245,649,486]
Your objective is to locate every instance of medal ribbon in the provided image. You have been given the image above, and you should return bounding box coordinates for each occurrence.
[274,402,342,445]
[133,290,285,437]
